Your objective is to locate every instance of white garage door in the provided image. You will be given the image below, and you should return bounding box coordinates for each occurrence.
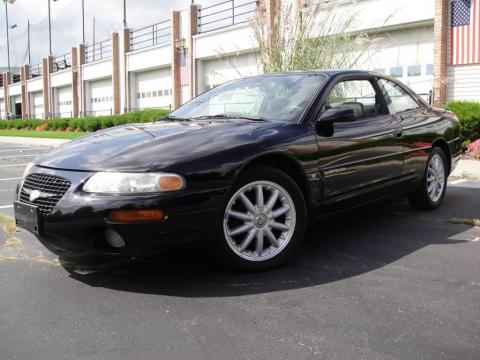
[31,92,44,119]
[133,68,172,110]
[55,86,73,118]
[88,78,113,116]
[201,52,260,93]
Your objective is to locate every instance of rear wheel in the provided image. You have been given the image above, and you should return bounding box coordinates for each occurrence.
[408,147,448,210]
[216,166,307,272]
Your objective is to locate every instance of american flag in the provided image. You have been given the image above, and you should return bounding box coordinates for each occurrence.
[180,49,188,86]
[451,0,480,65]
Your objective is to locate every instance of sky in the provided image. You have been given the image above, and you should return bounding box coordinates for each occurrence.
[0,0,202,67]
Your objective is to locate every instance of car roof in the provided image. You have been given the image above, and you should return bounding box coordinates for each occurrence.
[256,70,383,78]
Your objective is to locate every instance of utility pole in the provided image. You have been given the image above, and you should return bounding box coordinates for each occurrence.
[92,16,95,60]
[123,0,126,28]
[48,0,52,55]
[3,0,16,72]
[4,0,11,72]
[82,0,85,44]
[27,19,31,65]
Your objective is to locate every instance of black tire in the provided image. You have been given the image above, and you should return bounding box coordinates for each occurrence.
[215,165,307,272]
[408,147,448,210]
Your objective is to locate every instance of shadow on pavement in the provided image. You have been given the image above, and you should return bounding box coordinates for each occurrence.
[68,192,475,297]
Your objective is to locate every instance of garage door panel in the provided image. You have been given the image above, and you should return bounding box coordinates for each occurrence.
[202,52,260,93]
[133,68,172,110]
[31,92,44,119]
[88,78,113,116]
[56,86,73,118]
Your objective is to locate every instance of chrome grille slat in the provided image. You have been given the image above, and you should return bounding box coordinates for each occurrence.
[19,173,71,216]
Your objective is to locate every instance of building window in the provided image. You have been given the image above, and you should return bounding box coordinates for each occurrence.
[374,68,385,74]
[136,93,140,99]
[390,67,403,78]
[426,64,433,76]
[153,91,158,97]
[407,65,421,77]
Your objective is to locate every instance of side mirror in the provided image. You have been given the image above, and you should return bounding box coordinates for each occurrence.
[317,107,358,123]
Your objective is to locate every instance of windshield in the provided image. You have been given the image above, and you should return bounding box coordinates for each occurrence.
[170,74,325,122]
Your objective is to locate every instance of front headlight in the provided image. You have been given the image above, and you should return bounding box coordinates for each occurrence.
[83,172,186,194]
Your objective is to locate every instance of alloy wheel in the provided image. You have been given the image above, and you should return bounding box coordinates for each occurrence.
[426,154,445,203]
[223,181,296,262]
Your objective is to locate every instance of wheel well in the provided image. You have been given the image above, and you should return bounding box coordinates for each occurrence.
[432,139,452,174]
[239,154,310,203]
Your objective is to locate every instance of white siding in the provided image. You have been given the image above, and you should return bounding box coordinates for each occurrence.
[447,65,480,101]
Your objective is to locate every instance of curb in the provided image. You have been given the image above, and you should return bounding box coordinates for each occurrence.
[0,136,69,147]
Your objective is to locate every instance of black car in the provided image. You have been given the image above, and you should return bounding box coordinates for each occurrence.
[14,71,462,271]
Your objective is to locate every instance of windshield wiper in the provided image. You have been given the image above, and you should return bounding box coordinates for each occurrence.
[156,115,192,123]
[193,114,266,122]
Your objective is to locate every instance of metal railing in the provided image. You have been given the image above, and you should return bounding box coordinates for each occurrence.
[53,53,72,72]
[29,63,42,78]
[198,0,257,33]
[130,19,171,51]
[85,39,113,63]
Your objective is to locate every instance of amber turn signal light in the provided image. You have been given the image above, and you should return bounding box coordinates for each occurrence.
[158,175,184,190]
[110,209,165,222]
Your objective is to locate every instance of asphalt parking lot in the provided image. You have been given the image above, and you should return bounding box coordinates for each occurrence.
[0,141,479,360]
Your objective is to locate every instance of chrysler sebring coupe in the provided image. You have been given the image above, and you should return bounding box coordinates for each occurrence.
[14,71,461,271]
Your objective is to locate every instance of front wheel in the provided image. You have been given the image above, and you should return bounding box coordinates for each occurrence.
[408,147,448,210]
[216,166,307,272]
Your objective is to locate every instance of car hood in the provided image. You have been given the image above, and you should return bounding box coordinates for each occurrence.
[34,120,278,172]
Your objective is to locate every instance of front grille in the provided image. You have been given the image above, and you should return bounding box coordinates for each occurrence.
[19,173,71,216]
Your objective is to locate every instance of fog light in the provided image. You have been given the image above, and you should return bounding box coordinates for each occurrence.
[110,209,165,222]
[105,229,126,248]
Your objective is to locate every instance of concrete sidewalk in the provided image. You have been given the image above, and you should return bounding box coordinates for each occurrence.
[0,136,69,147]
[452,159,480,179]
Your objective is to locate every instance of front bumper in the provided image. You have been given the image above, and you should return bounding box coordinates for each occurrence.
[16,166,227,261]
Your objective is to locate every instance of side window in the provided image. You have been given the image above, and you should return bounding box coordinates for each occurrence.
[324,80,385,120]
[377,78,420,114]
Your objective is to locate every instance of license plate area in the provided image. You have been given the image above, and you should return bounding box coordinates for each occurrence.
[14,201,42,235]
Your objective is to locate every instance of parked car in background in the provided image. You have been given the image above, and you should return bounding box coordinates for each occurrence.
[14,71,462,271]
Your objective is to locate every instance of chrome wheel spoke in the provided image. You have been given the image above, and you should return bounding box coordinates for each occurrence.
[228,223,253,237]
[256,185,264,210]
[265,227,279,248]
[239,193,257,214]
[238,229,257,252]
[228,210,251,221]
[255,229,264,256]
[272,205,290,218]
[270,221,290,231]
[265,190,279,211]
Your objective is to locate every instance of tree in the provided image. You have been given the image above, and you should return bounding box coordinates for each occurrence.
[253,0,380,73]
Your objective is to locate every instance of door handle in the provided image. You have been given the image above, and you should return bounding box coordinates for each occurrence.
[393,128,403,137]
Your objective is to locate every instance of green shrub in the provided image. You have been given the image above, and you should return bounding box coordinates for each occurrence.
[446,101,480,142]
[0,108,170,134]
